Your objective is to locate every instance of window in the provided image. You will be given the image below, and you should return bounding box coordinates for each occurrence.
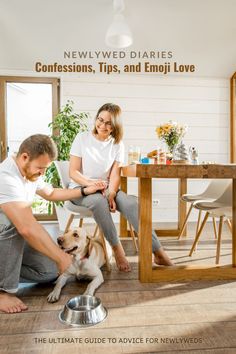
[0,76,60,220]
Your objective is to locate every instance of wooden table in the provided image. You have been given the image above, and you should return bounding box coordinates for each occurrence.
[121,164,236,282]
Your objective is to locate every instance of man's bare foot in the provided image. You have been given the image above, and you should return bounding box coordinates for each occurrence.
[112,243,131,272]
[154,248,174,266]
[0,292,28,314]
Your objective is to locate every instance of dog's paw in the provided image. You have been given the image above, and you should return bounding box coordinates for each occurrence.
[47,290,60,303]
[83,290,95,296]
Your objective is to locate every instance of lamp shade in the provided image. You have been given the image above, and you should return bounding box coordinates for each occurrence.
[105,13,133,48]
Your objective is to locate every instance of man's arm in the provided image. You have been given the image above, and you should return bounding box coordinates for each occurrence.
[36,182,106,201]
[0,202,72,274]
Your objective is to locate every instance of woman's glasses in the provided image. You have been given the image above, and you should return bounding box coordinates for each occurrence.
[97,116,112,127]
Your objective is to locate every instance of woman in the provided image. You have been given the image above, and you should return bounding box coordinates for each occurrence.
[69,103,173,272]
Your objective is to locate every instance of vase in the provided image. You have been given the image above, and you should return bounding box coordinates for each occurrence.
[164,143,177,160]
[172,140,189,163]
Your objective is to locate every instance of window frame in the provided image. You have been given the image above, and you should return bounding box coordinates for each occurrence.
[0,76,60,220]
[230,72,236,163]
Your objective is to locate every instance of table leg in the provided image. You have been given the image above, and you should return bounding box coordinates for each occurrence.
[120,176,128,237]
[178,178,187,236]
[138,177,152,282]
[155,178,187,237]
[232,178,236,267]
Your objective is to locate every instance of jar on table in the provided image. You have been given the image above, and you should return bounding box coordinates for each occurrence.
[157,149,166,164]
[128,146,141,164]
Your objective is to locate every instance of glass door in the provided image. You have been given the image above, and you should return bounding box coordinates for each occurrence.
[0,76,60,219]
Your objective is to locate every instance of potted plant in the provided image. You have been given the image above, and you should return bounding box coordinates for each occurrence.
[45,100,89,222]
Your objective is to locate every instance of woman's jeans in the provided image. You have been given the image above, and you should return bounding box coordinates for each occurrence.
[71,190,162,251]
[0,211,58,294]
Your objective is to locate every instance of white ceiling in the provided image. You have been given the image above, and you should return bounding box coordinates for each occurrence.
[0,0,235,78]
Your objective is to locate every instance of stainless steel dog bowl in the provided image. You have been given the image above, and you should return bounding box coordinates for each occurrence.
[59,295,107,327]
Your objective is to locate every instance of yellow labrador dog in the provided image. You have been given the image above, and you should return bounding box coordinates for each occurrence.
[47,227,112,303]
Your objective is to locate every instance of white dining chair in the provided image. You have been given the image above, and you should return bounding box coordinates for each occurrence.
[54,161,95,232]
[189,183,232,264]
[178,179,231,240]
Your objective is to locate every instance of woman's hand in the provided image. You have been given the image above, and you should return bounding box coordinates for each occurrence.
[108,191,117,212]
[84,182,106,195]
[91,180,108,196]
[87,179,107,188]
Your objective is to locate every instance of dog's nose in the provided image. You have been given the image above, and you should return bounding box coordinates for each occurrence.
[57,237,64,246]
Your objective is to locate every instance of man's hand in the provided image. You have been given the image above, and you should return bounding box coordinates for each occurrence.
[1,202,74,272]
[57,252,73,274]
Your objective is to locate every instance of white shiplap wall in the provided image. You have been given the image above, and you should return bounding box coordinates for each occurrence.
[61,74,230,222]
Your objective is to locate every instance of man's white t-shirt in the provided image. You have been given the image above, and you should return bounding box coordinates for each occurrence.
[69,131,125,188]
[0,156,48,206]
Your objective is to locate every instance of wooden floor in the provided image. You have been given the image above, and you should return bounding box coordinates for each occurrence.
[1,222,236,354]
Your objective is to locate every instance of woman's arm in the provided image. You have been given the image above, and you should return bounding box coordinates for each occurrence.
[69,155,107,188]
[69,155,90,186]
[108,161,121,195]
[107,161,121,212]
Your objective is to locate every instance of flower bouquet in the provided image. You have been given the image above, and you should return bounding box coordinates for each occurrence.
[156,121,188,156]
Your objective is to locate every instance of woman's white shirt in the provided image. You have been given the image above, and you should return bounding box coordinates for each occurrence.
[69,131,124,187]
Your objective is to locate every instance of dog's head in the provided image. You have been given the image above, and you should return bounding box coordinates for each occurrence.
[57,227,88,256]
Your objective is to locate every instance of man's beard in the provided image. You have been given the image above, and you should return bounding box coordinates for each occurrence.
[23,164,41,182]
[26,174,40,182]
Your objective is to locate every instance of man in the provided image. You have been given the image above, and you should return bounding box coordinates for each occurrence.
[0,134,105,314]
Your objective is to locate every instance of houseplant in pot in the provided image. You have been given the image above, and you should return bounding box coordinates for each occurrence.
[45,100,89,226]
